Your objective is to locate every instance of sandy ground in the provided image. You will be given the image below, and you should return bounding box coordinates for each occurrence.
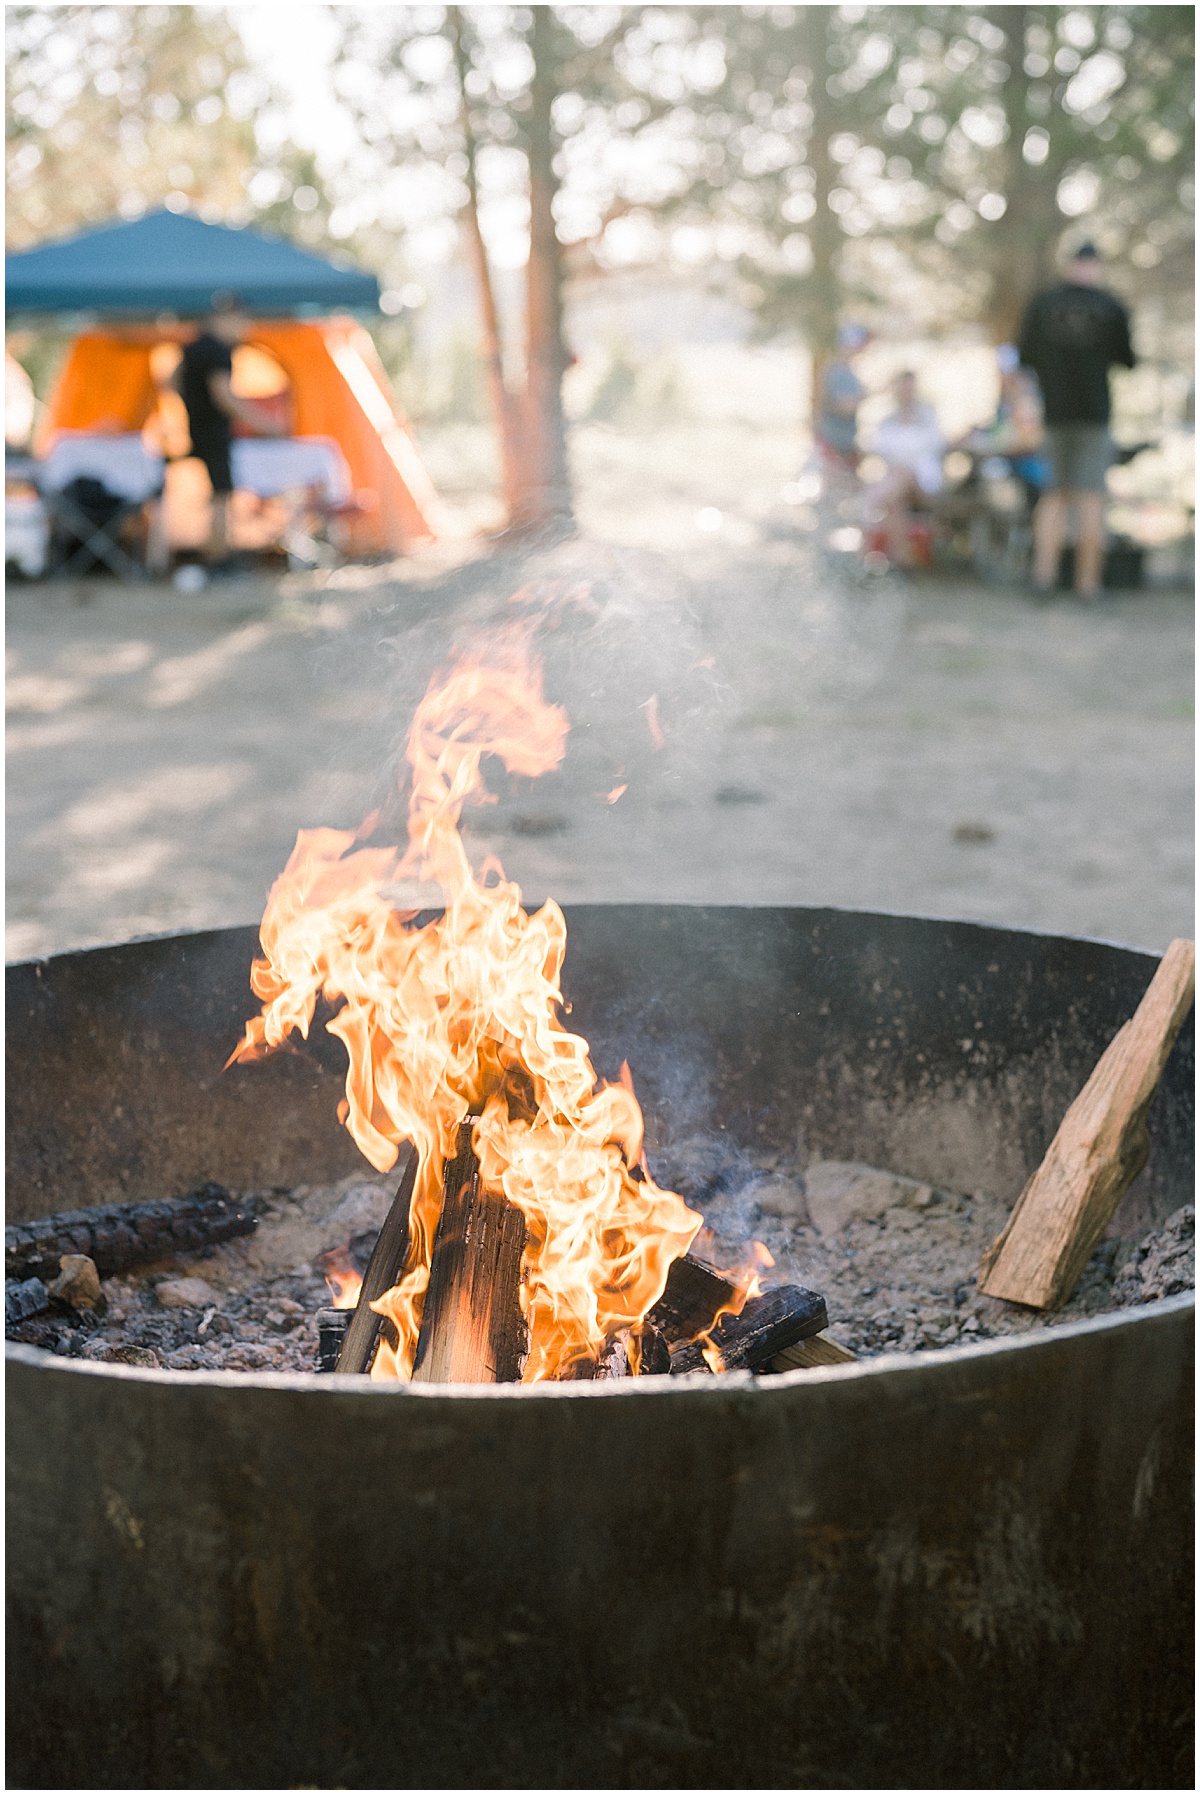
[6,420,1193,962]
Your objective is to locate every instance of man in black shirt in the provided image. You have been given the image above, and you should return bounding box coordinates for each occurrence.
[176,292,283,566]
[1018,243,1134,599]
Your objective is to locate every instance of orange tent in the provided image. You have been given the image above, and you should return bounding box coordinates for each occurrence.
[37,318,444,556]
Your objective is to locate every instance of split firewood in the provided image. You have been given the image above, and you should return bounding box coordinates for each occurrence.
[411,1120,527,1385]
[770,1332,857,1371]
[979,937,1195,1310]
[333,1144,418,1375]
[669,1284,828,1375]
[5,1184,258,1283]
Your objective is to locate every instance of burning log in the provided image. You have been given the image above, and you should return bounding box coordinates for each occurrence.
[5,1184,258,1283]
[648,1253,739,1344]
[566,1321,672,1380]
[669,1284,828,1376]
[333,1145,418,1376]
[979,937,1195,1310]
[411,1120,528,1385]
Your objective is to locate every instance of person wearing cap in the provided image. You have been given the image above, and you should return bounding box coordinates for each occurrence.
[1017,243,1135,599]
[174,292,284,569]
[815,323,870,471]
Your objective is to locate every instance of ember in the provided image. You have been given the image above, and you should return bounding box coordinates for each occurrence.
[230,627,784,1382]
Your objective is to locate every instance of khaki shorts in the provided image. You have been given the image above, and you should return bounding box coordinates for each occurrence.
[1043,425,1111,493]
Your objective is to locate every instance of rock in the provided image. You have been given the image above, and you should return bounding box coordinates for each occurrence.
[155,1277,221,1310]
[84,1342,161,1368]
[802,1162,936,1238]
[49,1254,106,1314]
[322,1184,396,1241]
[274,1297,304,1316]
[753,1176,809,1222]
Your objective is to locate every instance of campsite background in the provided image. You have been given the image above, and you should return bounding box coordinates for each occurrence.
[5,4,1195,961]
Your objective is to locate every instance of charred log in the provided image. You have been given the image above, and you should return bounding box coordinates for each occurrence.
[648,1254,738,1345]
[5,1184,258,1283]
[333,1145,418,1376]
[669,1285,828,1376]
[560,1320,672,1381]
[411,1120,527,1385]
[316,1308,352,1373]
[6,1277,49,1329]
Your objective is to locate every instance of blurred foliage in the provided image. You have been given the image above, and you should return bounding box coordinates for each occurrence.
[6,4,1193,369]
[320,4,1192,354]
[4,5,364,260]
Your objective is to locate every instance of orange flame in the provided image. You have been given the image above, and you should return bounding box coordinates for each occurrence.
[320,1245,364,1310]
[231,626,703,1380]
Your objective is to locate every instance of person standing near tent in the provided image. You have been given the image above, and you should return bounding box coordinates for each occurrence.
[1017,243,1135,601]
[175,291,284,568]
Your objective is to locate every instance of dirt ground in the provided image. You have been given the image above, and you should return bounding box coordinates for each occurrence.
[6,420,1194,962]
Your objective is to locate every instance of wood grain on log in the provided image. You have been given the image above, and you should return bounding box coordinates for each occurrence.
[334,1145,418,1375]
[771,1332,857,1371]
[979,937,1195,1310]
[411,1120,527,1384]
[5,1185,258,1282]
[669,1284,828,1375]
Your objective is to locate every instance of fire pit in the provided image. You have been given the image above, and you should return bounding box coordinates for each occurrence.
[7,903,1193,1788]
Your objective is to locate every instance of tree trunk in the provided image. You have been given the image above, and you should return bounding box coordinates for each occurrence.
[790,11,843,428]
[982,6,1059,341]
[518,5,573,530]
[448,7,524,524]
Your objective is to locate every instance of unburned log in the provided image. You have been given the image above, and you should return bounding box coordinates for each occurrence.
[771,1332,856,1371]
[979,937,1195,1309]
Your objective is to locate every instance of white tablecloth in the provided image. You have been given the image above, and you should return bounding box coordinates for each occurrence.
[39,433,164,503]
[230,437,352,506]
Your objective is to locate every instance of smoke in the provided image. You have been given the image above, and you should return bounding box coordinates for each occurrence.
[354,516,905,875]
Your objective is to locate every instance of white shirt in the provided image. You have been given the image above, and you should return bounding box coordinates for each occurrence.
[873,404,945,495]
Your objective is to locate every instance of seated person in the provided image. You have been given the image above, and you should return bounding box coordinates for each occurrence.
[958,345,1049,508]
[863,371,945,566]
[816,323,870,472]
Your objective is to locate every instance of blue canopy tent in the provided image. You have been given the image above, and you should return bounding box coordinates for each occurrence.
[7,211,442,556]
[6,210,380,316]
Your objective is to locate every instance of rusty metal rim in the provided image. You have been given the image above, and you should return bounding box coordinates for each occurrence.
[7,1288,1192,1398]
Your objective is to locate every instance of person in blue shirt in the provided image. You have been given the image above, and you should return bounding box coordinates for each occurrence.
[816,323,870,470]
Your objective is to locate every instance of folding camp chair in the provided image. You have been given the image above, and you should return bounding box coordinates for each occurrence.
[37,434,165,582]
[42,479,154,580]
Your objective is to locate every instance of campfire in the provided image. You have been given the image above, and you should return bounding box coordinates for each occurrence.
[228,625,827,1384]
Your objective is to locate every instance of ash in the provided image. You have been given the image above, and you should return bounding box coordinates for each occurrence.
[9,1172,399,1373]
[10,1156,1193,1373]
[652,1137,1194,1357]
